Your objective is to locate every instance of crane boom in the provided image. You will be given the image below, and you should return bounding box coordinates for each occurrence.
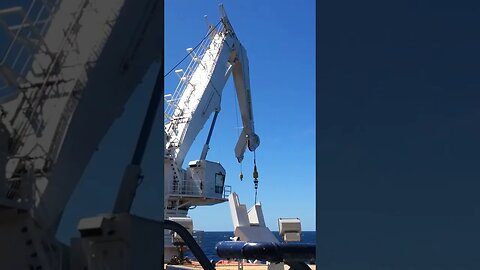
[164,5,259,165]
[163,5,260,260]
[231,33,260,162]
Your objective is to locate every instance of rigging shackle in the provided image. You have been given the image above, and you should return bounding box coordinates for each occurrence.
[252,150,259,189]
[253,151,259,204]
[253,166,259,189]
[253,164,258,180]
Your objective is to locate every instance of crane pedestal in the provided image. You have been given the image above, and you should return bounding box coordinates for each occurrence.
[0,208,68,270]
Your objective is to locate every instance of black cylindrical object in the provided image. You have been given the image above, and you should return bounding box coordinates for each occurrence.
[215,241,316,263]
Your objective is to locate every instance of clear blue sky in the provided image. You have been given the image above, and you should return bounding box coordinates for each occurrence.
[53,0,315,243]
[165,0,316,231]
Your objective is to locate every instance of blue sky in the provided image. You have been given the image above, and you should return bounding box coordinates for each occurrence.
[164,1,316,231]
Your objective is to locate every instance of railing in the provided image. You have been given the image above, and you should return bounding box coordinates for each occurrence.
[168,179,230,199]
[164,23,225,126]
[223,184,232,199]
[170,178,203,196]
[1,0,92,166]
[0,0,61,99]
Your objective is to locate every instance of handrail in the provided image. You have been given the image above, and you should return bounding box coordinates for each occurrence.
[0,0,60,80]
[164,23,225,126]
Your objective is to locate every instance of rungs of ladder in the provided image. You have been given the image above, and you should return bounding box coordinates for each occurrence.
[12,36,43,51]
[0,6,23,16]
[166,98,180,104]
[8,20,50,32]
[8,24,32,32]
[39,0,56,12]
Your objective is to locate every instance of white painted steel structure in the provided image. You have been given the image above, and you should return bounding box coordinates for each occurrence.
[163,5,260,260]
[228,192,286,270]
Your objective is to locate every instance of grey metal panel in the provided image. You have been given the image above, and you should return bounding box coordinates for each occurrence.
[37,0,163,232]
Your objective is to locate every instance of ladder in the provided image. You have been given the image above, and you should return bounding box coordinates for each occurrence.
[164,23,225,151]
[164,23,225,123]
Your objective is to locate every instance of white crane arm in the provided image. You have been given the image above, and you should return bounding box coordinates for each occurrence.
[165,8,260,165]
[231,41,260,163]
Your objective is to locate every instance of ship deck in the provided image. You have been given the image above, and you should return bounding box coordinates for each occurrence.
[165,263,316,270]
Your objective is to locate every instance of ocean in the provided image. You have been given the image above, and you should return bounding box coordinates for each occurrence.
[184,231,316,262]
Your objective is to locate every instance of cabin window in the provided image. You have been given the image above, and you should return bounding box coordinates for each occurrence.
[215,172,225,193]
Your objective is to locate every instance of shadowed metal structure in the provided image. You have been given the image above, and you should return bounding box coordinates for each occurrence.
[0,0,163,268]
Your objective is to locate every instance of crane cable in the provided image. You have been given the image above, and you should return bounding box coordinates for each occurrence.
[164,20,222,78]
[253,150,259,204]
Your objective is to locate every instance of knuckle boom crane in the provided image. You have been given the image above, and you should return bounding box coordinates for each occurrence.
[163,5,260,260]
